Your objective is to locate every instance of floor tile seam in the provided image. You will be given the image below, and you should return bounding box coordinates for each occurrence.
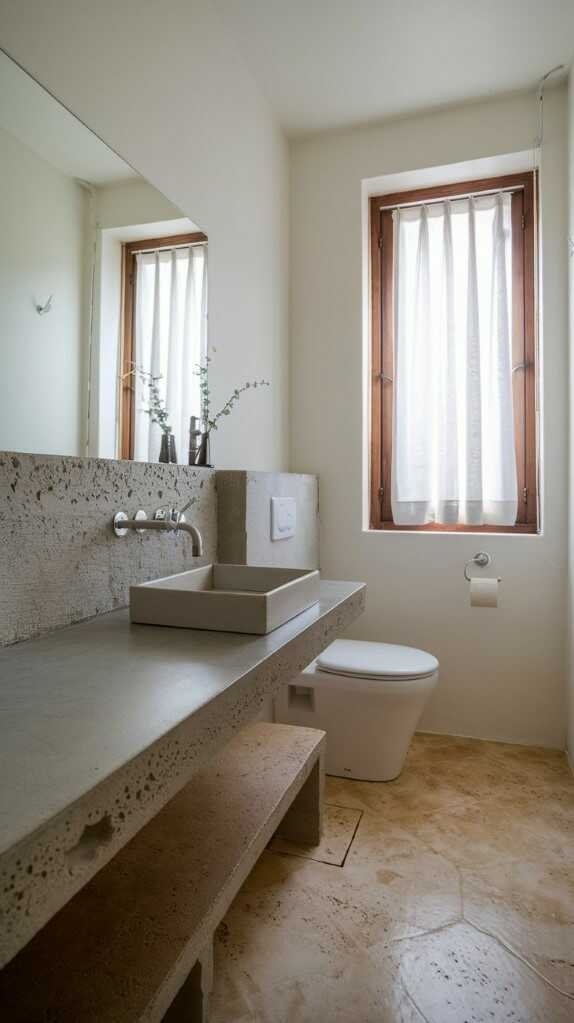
[268,801,363,868]
[383,918,463,948]
[397,973,432,1023]
[463,918,574,1001]
[377,915,574,1003]
[339,807,364,868]
[268,848,345,869]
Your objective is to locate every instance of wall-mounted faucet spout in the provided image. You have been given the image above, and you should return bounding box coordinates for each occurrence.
[170,519,203,557]
[113,508,203,557]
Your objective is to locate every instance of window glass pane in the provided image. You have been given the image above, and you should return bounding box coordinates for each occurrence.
[392,194,516,527]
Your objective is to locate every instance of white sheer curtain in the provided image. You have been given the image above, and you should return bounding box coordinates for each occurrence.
[392,193,517,526]
[133,243,207,463]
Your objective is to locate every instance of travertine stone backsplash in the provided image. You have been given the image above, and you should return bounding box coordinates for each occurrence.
[0,454,216,646]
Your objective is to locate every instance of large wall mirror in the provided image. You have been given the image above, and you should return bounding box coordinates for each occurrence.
[0,50,207,464]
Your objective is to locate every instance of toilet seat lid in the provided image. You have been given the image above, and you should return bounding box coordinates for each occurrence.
[316,639,438,680]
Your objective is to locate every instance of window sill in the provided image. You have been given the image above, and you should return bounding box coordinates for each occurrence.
[367,522,539,535]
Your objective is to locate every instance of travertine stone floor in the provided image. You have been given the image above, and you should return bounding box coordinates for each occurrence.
[210,733,574,1022]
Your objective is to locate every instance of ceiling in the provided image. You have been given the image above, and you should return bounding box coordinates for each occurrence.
[0,50,136,185]
[216,0,574,138]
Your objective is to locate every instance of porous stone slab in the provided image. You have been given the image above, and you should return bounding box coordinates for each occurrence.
[0,579,365,967]
[0,722,325,1023]
[0,452,217,647]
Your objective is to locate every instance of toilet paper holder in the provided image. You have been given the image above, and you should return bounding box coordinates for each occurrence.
[464,551,500,582]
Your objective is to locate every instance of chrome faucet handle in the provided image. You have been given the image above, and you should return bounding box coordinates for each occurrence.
[154,504,195,528]
[112,507,203,556]
[113,509,147,537]
[153,507,180,527]
[178,496,195,516]
[152,505,202,555]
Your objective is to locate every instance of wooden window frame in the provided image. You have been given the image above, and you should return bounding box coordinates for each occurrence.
[118,231,207,460]
[369,172,538,534]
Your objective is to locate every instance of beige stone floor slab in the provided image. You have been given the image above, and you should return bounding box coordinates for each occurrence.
[384,920,574,1023]
[462,858,574,996]
[269,803,362,865]
[211,734,574,1023]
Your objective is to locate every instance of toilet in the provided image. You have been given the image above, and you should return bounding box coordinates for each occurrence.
[275,639,439,781]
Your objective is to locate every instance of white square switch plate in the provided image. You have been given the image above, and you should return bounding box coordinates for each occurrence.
[271,496,296,541]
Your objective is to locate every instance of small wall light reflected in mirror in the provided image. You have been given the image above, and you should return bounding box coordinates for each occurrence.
[35,294,53,315]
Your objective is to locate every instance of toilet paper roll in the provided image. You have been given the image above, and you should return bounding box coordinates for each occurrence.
[470,577,499,608]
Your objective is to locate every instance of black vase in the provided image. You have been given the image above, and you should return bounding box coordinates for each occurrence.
[159,432,177,464]
[168,434,177,464]
[195,431,211,467]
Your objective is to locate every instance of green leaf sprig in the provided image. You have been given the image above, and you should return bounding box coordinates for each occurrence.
[134,366,172,435]
[195,354,270,433]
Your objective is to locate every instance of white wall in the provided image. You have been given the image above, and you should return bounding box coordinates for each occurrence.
[0,0,289,472]
[291,89,568,748]
[564,68,568,765]
[0,124,87,455]
[95,179,182,231]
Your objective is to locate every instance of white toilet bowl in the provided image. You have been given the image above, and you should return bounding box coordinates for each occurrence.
[275,639,439,781]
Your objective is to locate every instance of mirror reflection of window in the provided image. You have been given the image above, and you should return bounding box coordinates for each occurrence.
[120,233,207,464]
[0,49,206,462]
[91,201,206,463]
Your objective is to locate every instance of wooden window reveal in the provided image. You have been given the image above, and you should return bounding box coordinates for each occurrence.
[369,172,537,533]
[119,231,207,460]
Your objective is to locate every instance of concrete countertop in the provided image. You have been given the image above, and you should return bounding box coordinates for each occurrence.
[0,578,365,966]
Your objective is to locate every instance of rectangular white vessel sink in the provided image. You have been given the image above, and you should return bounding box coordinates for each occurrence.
[130,564,320,634]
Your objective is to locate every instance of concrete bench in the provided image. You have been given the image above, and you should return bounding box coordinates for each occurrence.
[0,722,325,1022]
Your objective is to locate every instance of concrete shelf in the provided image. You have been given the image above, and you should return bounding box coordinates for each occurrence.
[0,722,326,1022]
[0,579,365,967]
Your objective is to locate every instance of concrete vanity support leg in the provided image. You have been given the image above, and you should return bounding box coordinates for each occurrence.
[276,752,324,846]
[162,938,214,1023]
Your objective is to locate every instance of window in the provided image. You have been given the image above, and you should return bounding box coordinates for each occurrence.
[370,172,537,533]
[119,231,208,461]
